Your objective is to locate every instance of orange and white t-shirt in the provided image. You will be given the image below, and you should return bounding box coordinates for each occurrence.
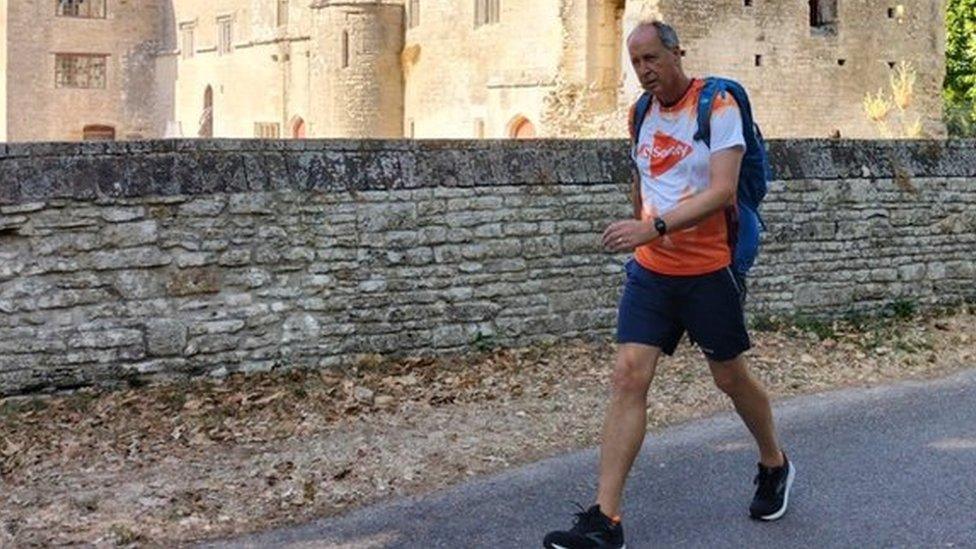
[629,78,745,276]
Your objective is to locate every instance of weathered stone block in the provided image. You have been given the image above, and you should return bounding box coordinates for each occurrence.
[145,319,187,357]
[219,249,252,266]
[102,220,158,248]
[166,267,221,296]
[69,329,143,350]
[91,248,171,270]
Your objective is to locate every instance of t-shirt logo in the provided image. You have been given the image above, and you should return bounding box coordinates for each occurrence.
[650,131,692,177]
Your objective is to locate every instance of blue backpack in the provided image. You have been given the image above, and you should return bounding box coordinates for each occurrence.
[631,77,771,277]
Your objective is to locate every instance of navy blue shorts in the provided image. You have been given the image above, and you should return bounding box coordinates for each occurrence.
[616,259,751,362]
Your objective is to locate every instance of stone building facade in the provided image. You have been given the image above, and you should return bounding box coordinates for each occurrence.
[1,0,168,142]
[0,1,948,142]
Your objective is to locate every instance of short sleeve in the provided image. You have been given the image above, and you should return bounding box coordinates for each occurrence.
[708,93,745,154]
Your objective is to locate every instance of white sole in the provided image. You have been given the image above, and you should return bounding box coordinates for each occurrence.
[756,460,796,521]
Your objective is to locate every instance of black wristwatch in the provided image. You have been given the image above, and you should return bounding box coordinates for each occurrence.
[653,217,667,236]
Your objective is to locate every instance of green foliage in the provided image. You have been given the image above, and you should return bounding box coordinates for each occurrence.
[792,316,836,341]
[473,331,498,352]
[0,397,49,418]
[749,313,782,332]
[945,0,976,136]
[887,298,918,320]
[842,308,872,332]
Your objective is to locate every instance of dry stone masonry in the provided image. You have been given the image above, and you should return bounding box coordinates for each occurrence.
[0,139,973,395]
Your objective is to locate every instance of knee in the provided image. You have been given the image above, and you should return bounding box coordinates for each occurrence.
[712,367,748,397]
[611,356,653,396]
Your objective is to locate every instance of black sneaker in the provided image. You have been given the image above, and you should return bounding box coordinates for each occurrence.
[749,453,796,521]
[543,504,625,549]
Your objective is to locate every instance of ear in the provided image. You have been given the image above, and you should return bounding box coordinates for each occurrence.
[668,47,682,67]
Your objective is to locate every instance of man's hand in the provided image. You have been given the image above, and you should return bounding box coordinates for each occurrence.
[602,219,658,253]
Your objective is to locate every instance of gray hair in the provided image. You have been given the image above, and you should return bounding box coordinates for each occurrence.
[630,20,681,49]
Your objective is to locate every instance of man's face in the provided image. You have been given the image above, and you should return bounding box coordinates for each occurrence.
[628,27,682,97]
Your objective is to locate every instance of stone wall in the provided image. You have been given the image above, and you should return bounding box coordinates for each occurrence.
[0,139,974,395]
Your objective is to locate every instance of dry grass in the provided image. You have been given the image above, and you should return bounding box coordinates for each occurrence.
[1,306,974,546]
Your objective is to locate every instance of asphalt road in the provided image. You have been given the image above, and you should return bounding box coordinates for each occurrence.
[206,367,976,548]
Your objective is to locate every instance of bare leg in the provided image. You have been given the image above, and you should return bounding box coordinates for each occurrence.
[708,355,784,467]
[595,343,661,518]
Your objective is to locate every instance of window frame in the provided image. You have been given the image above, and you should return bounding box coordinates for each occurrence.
[180,22,196,59]
[474,0,500,28]
[277,0,289,27]
[254,122,281,139]
[809,0,838,33]
[56,0,107,19]
[408,0,420,29]
[55,53,109,89]
[217,15,234,55]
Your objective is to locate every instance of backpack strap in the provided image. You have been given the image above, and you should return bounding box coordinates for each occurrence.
[695,77,761,148]
[693,77,720,147]
[631,92,653,144]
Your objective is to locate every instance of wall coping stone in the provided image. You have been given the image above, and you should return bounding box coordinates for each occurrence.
[0,139,974,205]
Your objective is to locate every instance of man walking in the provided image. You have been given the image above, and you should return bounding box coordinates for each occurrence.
[543,20,794,549]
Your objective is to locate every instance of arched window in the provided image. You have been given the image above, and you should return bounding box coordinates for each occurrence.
[509,115,536,139]
[291,116,306,138]
[82,124,115,141]
[199,85,214,138]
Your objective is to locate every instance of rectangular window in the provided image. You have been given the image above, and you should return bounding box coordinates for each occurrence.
[254,122,281,138]
[55,53,108,89]
[809,0,838,32]
[217,16,233,55]
[56,0,106,19]
[474,119,485,138]
[408,0,420,29]
[180,23,195,59]
[474,0,500,28]
[277,0,289,27]
[341,31,350,68]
